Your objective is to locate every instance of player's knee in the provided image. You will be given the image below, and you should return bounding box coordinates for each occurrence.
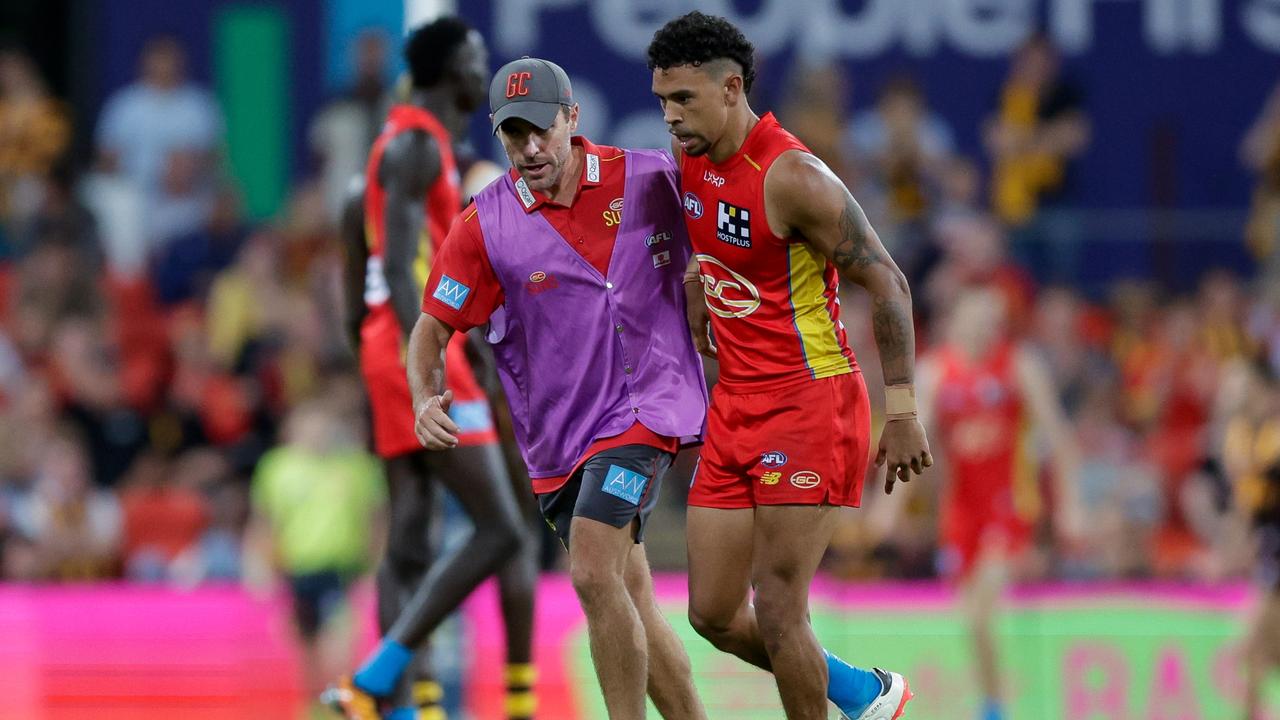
[687,605,735,647]
[752,582,807,633]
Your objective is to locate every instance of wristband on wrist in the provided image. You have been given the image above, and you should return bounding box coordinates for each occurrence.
[885,383,917,421]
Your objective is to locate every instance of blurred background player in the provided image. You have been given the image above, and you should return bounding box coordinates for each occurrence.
[1221,359,1280,720]
[898,286,1081,720]
[328,17,538,720]
[649,12,929,720]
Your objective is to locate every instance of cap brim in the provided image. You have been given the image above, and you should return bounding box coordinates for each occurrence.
[491,101,562,135]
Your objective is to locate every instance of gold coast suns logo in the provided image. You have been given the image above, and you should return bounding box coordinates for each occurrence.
[695,254,760,319]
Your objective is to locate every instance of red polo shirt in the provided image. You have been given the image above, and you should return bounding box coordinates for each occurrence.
[423,136,678,494]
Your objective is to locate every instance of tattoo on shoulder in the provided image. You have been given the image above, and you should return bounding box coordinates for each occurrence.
[833,197,879,271]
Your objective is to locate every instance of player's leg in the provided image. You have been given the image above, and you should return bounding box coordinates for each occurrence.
[751,504,845,719]
[380,453,447,718]
[624,525,707,719]
[1243,589,1280,720]
[351,445,523,709]
[960,543,1011,720]
[486,445,539,720]
[685,506,771,670]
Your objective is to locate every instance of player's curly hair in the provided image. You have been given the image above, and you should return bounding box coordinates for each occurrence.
[404,16,472,89]
[647,11,756,94]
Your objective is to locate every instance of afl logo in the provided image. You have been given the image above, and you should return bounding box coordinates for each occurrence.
[529,271,546,283]
[761,451,788,468]
[683,192,704,219]
[789,471,821,489]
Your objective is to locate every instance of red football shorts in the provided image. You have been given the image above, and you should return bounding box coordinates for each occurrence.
[938,489,1034,581]
[360,334,496,459]
[689,372,871,509]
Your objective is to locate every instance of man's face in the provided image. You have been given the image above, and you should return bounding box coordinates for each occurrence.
[451,31,489,113]
[496,105,577,192]
[652,63,734,157]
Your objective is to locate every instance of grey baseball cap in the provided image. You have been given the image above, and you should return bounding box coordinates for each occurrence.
[489,57,574,134]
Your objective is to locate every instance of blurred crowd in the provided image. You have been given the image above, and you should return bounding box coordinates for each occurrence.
[0,30,1277,591]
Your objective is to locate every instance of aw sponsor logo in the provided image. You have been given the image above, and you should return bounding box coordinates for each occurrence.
[432,275,471,311]
[695,254,760,319]
[601,464,648,505]
[789,471,821,489]
[525,270,559,295]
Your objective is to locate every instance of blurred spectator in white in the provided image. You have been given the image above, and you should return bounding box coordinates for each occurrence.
[1242,80,1280,278]
[847,74,954,226]
[309,29,390,221]
[243,393,386,700]
[92,36,224,270]
[150,183,248,306]
[0,43,70,241]
[7,426,122,579]
[985,33,1090,283]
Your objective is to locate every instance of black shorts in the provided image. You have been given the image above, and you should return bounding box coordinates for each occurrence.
[288,570,354,640]
[537,444,672,548]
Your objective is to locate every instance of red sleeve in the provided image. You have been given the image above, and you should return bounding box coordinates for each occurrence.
[422,204,504,332]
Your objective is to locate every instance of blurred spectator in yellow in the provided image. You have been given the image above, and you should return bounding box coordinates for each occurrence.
[92,36,224,266]
[206,230,289,371]
[1219,359,1280,719]
[7,426,122,579]
[985,34,1090,284]
[0,43,70,236]
[1242,80,1280,277]
[244,393,387,701]
[985,33,1089,227]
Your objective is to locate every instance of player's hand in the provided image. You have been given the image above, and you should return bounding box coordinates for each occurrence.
[414,390,459,450]
[875,418,932,495]
[685,280,717,359]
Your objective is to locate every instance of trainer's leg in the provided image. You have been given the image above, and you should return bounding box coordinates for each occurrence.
[961,544,1011,719]
[751,504,842,720]
[685,506,772,671]
[624,543,708,720]
[570,517,649,720]
[356,447,523,698]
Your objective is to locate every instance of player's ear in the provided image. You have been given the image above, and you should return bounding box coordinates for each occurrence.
[568,103,580,133]
[724,73,743,107]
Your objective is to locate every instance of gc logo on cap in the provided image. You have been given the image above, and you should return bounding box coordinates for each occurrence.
[489,57,575,134]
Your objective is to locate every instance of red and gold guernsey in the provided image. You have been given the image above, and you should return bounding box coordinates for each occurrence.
[680,113,857,392]
[362,105,492,456]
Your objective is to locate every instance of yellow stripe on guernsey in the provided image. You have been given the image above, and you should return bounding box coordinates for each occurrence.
[787,243,853,379]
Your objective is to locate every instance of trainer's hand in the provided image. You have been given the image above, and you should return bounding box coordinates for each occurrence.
[875,418,932,495]
[685,280,717,359]
[414,389,459,450]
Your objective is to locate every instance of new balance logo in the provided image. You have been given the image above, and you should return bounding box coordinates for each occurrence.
[716,201,751,248]
[601,465,648,505]
[432,275,471,311]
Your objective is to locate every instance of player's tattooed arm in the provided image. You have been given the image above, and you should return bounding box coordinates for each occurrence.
[764,150,915,385]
